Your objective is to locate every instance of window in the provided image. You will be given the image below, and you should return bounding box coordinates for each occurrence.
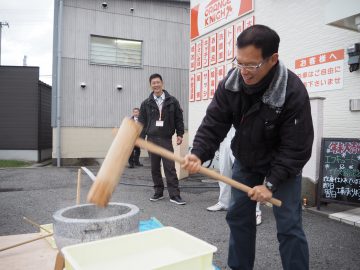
[90,35,142,67]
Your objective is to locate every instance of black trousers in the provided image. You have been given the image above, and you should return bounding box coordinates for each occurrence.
[147,137,180,197]
[128,146,141,166]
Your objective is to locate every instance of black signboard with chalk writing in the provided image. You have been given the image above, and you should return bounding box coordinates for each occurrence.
[317,138,360,209]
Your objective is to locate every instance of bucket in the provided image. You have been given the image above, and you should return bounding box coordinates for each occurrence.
[62,226,217,270]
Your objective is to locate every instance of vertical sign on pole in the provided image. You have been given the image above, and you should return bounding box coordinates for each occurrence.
[195,72,202,101]
[209,34,217,65]
[209,67,217,99]
[226,26,234,60]
[189,74,195,102]
[190,43,196,71]
[202,70,209,100]
[217,29,225,63]
[196,40,202,70]
[202,37,209,68]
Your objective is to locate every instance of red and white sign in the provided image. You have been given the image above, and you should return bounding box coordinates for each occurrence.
[202,37,210,68]
[209,67,217,98]
[190,43,196,71]
[191,0,254,39]
[244,15,255,29]
[196,41,202,69]
[217,29,225,63]
[209,34,217,65]
[189,74,195,101]
[195,73,202,101]
[217,65,226,84]
[226,25,234,60]
[234,20,243,48]
[202,70,209,100]
[294,49,344,92]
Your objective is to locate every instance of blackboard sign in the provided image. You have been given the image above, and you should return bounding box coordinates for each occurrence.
[317,138,360,209]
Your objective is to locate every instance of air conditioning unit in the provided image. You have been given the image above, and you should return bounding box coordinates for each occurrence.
[349,99,360,111]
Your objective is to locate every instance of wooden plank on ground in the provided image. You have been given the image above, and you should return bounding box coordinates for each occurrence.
[0,233,58,270]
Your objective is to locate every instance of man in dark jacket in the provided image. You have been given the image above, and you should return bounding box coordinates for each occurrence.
[183,25,314,270]
[139,73,186,205]
[128,107,143,168]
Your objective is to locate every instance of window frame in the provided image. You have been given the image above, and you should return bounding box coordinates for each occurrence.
[89,35,143,68]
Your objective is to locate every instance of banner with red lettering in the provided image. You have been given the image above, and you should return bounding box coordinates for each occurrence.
[226,25,234,60]
[217,65,225,84]
[189,74,195,101]
[202,37,210,68]
[195,73,202,101]
[294,49,344,92]
[196,41,202,70]
[191,0,254,39]
[202,70,209,100]
[217,29,225,63]
[190,43,196,71]
[209,34,217,65]
[234,20,244,48]
[209,67,217,98]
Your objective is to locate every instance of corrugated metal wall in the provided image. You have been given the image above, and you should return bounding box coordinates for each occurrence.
[0,66,39,150]
[38,82,52,149]
[60,0,190,128]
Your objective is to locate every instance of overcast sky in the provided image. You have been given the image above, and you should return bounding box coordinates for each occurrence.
[0,0,53,85]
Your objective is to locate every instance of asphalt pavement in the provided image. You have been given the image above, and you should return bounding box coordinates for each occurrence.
[0,159,359,270]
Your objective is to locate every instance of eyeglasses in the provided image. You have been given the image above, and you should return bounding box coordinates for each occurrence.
[232,57,269,72]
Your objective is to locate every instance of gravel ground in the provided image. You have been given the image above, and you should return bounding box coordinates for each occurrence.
[0,160,359,270]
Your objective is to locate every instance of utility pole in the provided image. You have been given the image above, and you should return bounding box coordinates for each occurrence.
[0,21,10,65]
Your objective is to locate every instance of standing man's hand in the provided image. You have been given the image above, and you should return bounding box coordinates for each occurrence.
[248,185,273,203]
[176,136,183,145]
[182,154,201,174]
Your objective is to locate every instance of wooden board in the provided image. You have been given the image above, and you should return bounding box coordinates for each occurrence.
[0,233,58,270]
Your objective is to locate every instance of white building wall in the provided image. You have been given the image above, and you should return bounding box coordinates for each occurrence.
[189,0,360,151]
[0,150,38,161]
[255,0,360,138]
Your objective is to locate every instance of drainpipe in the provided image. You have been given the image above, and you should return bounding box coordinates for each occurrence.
[56,0,63,167]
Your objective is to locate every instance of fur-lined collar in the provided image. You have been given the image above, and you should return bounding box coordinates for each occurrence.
[224,60,288,108]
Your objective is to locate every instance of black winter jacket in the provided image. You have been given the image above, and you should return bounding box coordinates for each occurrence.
[139,90,184,139]
[191,62,314,188]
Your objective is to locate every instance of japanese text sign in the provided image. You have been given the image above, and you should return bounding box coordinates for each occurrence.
[295,49,344,92]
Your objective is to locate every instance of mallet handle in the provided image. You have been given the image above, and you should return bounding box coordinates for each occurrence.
[135,138,282,207]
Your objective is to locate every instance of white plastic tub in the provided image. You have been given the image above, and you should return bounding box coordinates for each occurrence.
[62,226,217,270]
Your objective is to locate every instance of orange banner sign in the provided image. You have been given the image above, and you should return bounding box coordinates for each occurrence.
[191,0,254,39]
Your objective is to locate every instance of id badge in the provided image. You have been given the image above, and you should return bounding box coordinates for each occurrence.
[156,120,164,127]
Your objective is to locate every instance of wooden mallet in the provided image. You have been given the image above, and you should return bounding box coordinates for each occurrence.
[87,117,282,207]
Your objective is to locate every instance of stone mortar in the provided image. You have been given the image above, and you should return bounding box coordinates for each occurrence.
[53,202,140,250]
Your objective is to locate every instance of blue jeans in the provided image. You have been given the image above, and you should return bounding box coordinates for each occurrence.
[226,159,309,270]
